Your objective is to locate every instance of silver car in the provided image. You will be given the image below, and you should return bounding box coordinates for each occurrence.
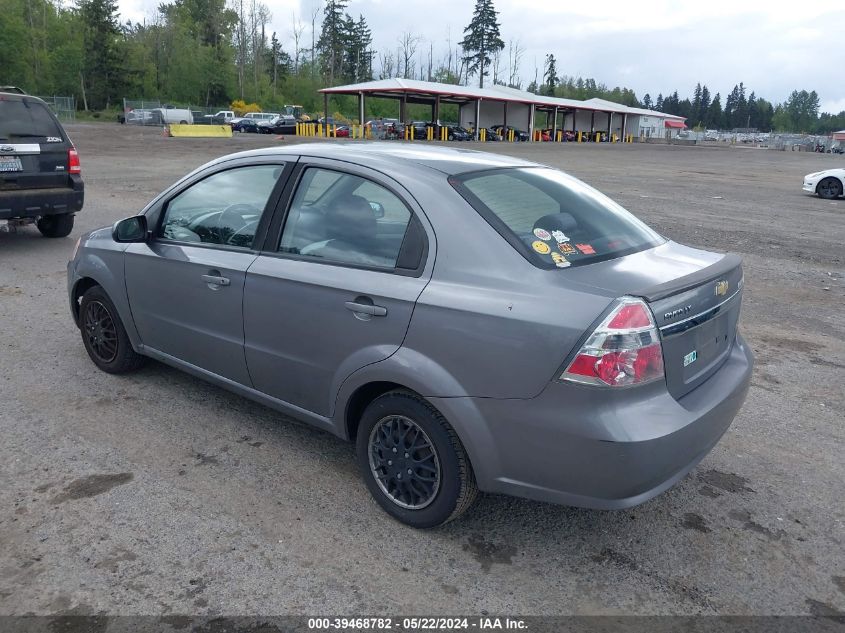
[68,144,753,528]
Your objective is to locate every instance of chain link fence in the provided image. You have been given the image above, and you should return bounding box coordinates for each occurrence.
[121,99,223,126]
[36,96,76,122]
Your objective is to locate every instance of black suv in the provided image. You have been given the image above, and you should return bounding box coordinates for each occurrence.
[0,91,83,237]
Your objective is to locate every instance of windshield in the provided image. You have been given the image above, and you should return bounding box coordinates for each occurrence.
[450,167,664,269]
[0,99,64,140]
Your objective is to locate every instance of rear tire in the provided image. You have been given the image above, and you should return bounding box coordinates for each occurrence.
[356,390,478,528]
[817,177,843,199]
[79,286,145,374]
[37,213,74,238]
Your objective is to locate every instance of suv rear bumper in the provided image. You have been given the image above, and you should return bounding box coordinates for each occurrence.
[0,178,84,220]
[429,332,753,509]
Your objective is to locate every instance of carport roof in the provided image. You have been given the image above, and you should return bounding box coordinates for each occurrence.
[319,78,686,120]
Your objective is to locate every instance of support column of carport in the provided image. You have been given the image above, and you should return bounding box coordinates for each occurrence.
[323,92,329,135]
[622,113,628,142]
[607,112,613,141]
[474,99,481,141]
[434,95,440,138]
[358,91,365,135]
[552,106,559,140]
[528,103,535,142]
[590,111,595,137]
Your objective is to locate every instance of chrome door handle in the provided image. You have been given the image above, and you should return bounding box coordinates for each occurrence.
[344,301,387,317]
[202,274,230,286]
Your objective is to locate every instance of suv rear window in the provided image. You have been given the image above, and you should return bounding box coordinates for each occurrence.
[450,167,664,269]
[0,99,64,141]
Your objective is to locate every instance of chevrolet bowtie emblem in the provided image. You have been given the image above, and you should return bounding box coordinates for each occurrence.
[0,146,14,153]
[715,280,729,297]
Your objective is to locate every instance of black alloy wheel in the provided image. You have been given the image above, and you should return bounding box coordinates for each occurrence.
[356,390,478,528]
[368,414,441,510]
[83,300,118,364]
[78,286,145,374]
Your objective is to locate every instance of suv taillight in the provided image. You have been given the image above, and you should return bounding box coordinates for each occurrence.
[68,148,81,174]
[561,297,664,387]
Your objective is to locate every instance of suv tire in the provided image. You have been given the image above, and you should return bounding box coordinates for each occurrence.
[356,390,478,528]
[37,213,74,238]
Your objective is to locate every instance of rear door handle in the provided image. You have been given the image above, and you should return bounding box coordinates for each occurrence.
[202,274,230,287]
[344,301,387,317]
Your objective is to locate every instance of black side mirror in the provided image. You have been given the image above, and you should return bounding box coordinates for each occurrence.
[368,201,385,219]
[112,215,148,243]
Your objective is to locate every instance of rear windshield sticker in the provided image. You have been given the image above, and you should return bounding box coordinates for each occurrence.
[533,228,551,241]
[532,240,551,255]
[558,243,576,255]
[576,243,596,255]
[551,230,570,243]
[551,252,570,267]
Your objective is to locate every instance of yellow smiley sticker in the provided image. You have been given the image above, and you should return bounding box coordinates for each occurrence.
[532,240,551,255]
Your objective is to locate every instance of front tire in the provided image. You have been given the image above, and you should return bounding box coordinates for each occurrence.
[817,177,843,199]
[356,391,477,528]
[37,213,74,238]
[79,286,145,374]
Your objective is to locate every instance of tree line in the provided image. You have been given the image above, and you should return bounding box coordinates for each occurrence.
[1,0,843,133]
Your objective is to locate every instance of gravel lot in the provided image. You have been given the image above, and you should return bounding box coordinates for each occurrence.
[1,124,843,618]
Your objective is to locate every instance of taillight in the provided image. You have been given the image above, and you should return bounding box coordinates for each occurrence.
[561,297,664,387]
[68,148,81,174]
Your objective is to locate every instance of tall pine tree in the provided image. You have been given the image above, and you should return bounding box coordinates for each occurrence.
[460,0,504,88]
[77,0,123,109]
[317,0,347,85]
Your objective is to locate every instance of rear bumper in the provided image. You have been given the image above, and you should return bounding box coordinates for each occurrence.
[430,333,753,509]
[0,178,84,220]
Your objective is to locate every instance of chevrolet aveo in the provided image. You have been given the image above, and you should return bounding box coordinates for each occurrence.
[68,144,753,528]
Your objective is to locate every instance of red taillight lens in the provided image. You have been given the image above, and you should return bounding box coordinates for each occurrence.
[68,148,81,174]
[606,303,652,329]
[561,297,665,387]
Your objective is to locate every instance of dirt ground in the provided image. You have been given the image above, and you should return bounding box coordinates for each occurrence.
[1,124,843,618]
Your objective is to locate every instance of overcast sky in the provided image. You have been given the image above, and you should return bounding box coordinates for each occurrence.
[116,0,845,113]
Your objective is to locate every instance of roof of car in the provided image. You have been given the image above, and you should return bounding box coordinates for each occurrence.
[226,142,540,176]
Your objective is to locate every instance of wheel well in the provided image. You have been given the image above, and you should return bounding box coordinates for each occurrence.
[71,277,100,324]
[345,381,406,440]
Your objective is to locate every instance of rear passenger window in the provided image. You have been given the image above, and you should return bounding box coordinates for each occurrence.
[160,165,281,248]
[279,168,412,269]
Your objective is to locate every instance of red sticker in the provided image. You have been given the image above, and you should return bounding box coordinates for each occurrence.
[576,243,595,255]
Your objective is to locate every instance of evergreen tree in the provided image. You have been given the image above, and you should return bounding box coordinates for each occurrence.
[642,93,652,109]
[77,0,123,109]
[317,0,348,85]
[342,14,372,82]
[692,83,702,125]
[460,0,504,88]
[655,93,663,111]
[699,85,711,126]
[707,93,723,129]
[543,53,557,96]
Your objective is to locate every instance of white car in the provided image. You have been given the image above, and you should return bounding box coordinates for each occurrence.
[803,168,845,199]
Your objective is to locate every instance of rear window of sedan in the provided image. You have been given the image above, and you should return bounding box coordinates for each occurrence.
[450,167,664,269]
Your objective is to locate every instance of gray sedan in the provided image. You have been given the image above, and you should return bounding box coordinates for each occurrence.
[67,144,753,528]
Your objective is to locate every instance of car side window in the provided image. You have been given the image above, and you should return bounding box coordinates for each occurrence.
[279,168,412,269]
[160,165,282,248]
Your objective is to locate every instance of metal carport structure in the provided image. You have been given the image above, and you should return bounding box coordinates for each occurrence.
[318,78,685,142]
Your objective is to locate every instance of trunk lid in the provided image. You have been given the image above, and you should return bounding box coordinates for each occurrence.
[555,241,744,399]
